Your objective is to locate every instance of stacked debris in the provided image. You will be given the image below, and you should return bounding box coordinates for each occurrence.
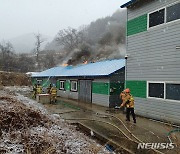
[0,88,109,154]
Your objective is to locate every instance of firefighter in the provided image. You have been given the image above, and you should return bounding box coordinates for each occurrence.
[47,83,52,94]
[36,84,42,94]
[119,89,127,112]
[50,84,57,104]
[120,88,136,123]
[32,84,37,99]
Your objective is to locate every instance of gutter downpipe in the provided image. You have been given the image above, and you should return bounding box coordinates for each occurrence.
[125,8,128,89]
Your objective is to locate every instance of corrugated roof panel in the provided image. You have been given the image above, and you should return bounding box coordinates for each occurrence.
[32,59,125,78]
[59,59,125,77]
[32,66,72,77]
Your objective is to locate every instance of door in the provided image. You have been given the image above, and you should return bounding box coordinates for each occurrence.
[79,80,92,103]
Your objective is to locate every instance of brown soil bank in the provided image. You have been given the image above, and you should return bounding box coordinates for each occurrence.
[0,71,31,86]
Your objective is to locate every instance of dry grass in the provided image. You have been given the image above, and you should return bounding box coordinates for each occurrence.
[0,96,55,153]
[0,71,31,86]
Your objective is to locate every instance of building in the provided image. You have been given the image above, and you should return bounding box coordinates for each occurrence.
[32,59,125,107]
[31,66,72,92]
[121,0,180,124]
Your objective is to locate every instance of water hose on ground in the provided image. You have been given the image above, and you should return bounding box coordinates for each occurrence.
[64,117,164,154]
[63,118,134,154]
[94,112,164,154]
[64,118,133,141]
[95,112,143,143]
[54,101,164,154]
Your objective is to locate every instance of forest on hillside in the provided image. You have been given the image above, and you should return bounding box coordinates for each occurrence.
[0,10,126,72]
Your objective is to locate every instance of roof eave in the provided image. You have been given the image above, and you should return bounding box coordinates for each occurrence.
[120,0,137,8]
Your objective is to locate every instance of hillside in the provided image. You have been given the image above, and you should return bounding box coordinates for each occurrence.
[45,9,127,65]
[0,10,126,73]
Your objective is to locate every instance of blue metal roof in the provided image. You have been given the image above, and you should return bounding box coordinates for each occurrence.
[120,0,137,8]
[32,66,72,77]
[32,59,125,78]
[59,59,125,77]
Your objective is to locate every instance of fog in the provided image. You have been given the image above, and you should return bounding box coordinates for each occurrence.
[0,0,127,40]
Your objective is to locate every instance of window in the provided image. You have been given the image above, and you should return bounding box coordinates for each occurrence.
[167,3,180,22]
[59,81,65,90]
[149,8,165,28]
[148,82,164,98]
[148,3,180,29]
[37,79,42,84]
[166,84,180,101]
[148,82,180,101]
[71,81,78,92]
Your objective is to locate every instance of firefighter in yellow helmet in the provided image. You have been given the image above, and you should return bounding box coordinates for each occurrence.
[50,84,57,104]
[36,84,42,94]
[32,84,37,99]
[120,88,136,123]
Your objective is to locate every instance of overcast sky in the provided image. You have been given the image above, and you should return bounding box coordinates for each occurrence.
[0,0,127,40]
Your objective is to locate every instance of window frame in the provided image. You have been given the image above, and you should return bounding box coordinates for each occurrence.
[165,82,180,101]
[147,81,165,100]
[59,80,65,91]
[36,79,42,84]
[147,81,180,102]
[70,80,78,92]
[147,7,166,30]
[166,2,180,24]
[147,2,180,29]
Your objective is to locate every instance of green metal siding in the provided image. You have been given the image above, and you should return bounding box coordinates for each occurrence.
[110,82,124,95]
[56,80,60,89]
[92,82,109,95]
[126,80,146,98]
[127,14,147,36]
[65,80,70,91]
[31,78,37,85]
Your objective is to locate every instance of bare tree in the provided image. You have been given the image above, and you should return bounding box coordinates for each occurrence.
[42,51,56,69]
[16,54,35,72]
[34,33,45,71]
[0,41,14,71]
[56,27,85,51]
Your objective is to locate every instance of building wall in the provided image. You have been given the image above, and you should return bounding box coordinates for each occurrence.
[126,0,180,124]
[109,68,125,107]
[57,79,78,100]
[32,77,56,93]
[92,78,110,107]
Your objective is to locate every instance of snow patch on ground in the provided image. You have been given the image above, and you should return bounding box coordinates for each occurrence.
[0,87,110,154]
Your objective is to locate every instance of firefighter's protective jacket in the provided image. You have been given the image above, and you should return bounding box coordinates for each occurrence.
[121,93,134,108]
[124,94,134,108]
[50,87,57,96]
[36,85,42,94]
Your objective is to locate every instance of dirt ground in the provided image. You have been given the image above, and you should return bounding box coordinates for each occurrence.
[0,87,109,154]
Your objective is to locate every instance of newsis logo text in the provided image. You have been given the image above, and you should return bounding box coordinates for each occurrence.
[137,143,175,150]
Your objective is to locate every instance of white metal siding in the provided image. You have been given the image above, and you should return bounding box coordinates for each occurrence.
[127,0,180,124]
[92,94,109,107]
[135,97,180,124]
[128,0,179,20]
